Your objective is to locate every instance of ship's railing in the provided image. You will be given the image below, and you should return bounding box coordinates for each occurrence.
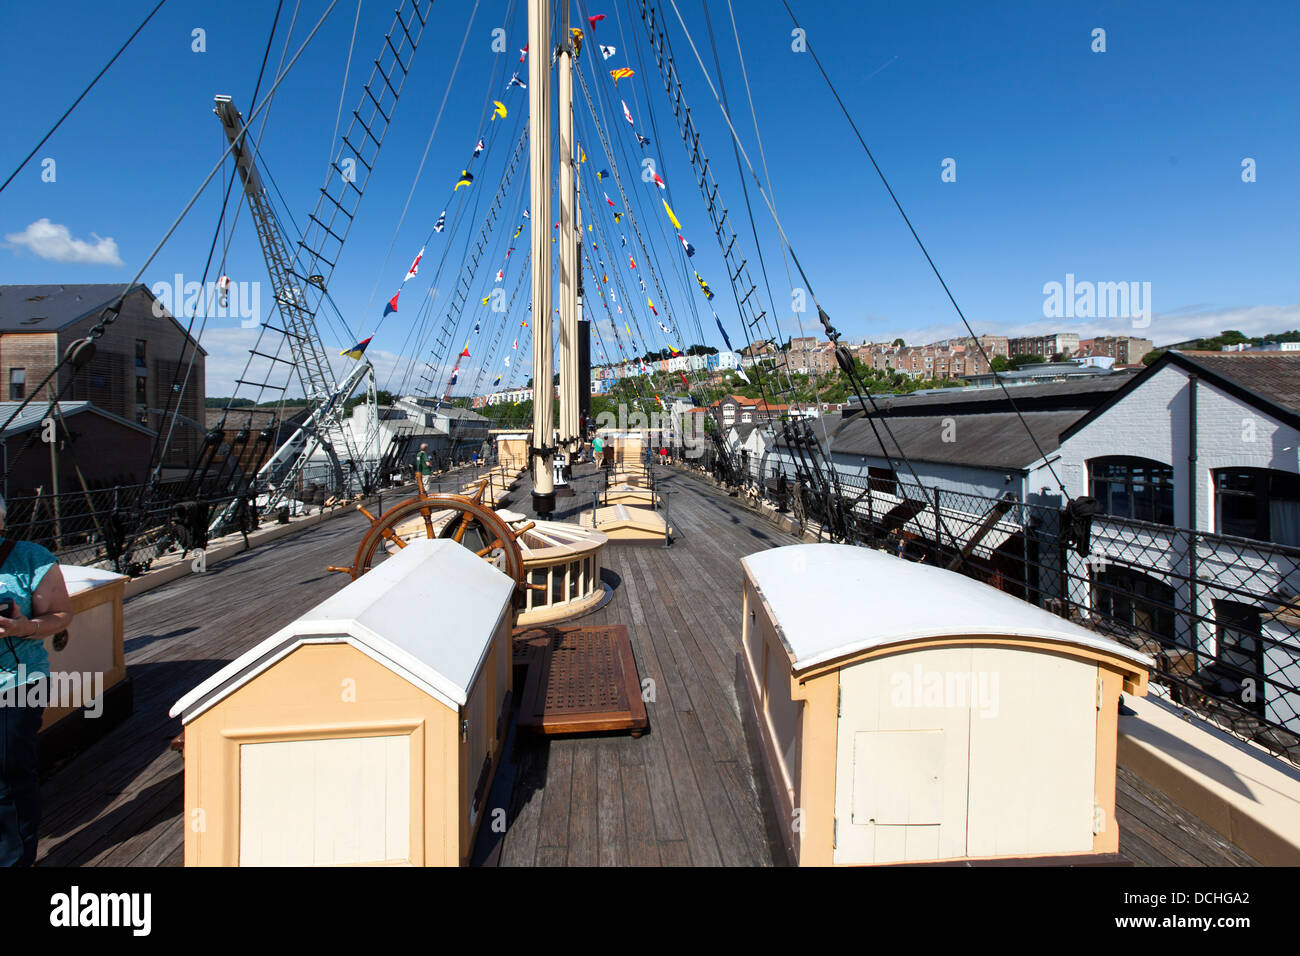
[2,480,256,574]
[667,447,1300,767]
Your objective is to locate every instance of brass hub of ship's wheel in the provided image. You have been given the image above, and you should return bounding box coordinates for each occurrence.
[328,474,533,588]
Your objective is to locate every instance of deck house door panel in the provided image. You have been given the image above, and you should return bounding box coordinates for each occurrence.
[834,647,972,864]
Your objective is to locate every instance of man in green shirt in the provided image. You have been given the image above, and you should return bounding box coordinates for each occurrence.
[416,443,433,478]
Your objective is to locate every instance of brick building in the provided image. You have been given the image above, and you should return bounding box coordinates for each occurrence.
[1009,332,1080,359]
[0,284,207,473]
[1077,336,1154,366]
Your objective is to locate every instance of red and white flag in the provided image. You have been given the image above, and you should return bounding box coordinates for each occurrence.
[404,247,424,282]
[622,100,634,126]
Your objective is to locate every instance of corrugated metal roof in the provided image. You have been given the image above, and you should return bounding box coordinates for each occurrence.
[0,400,154,437]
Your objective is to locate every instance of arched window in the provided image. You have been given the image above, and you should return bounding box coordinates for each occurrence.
[1213,467,1300,546]
[1088,456,1174,524]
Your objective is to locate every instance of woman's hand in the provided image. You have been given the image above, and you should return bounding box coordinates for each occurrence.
[0,566,73,642]
[0,604,38,640]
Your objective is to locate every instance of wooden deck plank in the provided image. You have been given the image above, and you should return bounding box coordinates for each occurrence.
[566,746,599,867]
[595,740,628,867]
[33,462,1268,868]
[620,762,662,867]
[535,742,574,850]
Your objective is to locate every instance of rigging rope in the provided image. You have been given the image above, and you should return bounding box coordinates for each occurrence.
[776,0,1069,498]
[0,0,170,195]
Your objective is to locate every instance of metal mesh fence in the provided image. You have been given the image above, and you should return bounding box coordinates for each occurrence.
[670,437,1300,767]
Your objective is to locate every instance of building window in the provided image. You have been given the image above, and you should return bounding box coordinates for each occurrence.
[135,375,148,405]
[135,339,147,369]
[1093,567,1177,645]
[1088,456,1175,524]
[1214,468,1300,546]
[8,367,25,401]
[867,466,897,495]
[1212,600,1265,715]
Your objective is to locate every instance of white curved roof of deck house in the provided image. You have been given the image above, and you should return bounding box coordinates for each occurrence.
[169,539,515,722]
[741,543,1154,674]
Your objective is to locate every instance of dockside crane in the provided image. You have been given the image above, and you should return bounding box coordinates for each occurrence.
[210,94,370,527]
[203,0,434,530]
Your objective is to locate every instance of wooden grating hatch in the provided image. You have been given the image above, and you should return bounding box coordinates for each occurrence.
[514,625,649,736]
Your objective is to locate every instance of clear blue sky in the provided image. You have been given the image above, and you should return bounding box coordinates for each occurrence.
[2,0,1297,397]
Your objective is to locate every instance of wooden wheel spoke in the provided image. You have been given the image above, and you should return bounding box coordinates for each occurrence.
[340,488,524,587]
[476,538,504,558]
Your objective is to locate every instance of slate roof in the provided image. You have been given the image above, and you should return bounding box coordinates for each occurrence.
[0,284,207,354]
[771,413,843,450]
[831,409,1085,471]
[1176,351,1300,418]
[0,284,137,332]
[1063,350,1300,440]
[842,374,1134,418]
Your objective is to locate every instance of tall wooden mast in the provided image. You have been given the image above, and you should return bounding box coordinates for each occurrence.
[528,0,556,516]
[557,0,579,459]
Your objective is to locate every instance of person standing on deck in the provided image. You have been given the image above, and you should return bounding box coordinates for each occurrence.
[0,495,74,867]
[416,443,433,479]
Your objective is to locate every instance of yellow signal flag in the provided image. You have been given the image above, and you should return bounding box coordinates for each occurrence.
[663,199,682,231]
[493,100,507,120]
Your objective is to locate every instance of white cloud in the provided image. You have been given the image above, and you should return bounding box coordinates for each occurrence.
[4,217,124,266]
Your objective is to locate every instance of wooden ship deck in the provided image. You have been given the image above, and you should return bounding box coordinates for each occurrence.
[35,464,1257,867]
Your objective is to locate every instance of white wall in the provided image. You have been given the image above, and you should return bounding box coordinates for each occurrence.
[830,452,1027,502]
[1054,362,1300,532]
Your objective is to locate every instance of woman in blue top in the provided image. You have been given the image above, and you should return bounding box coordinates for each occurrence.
[0,496,73,867]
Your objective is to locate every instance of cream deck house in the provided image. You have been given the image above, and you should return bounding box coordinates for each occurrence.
[169,539,516,866]
[740,543,1152,866]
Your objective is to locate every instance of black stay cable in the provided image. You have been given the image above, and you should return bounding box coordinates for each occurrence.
[651,0,972,559]
[779,0,1068,498]
[0,0,169,195]
[696,0,843,526]
[145,0,288,501]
